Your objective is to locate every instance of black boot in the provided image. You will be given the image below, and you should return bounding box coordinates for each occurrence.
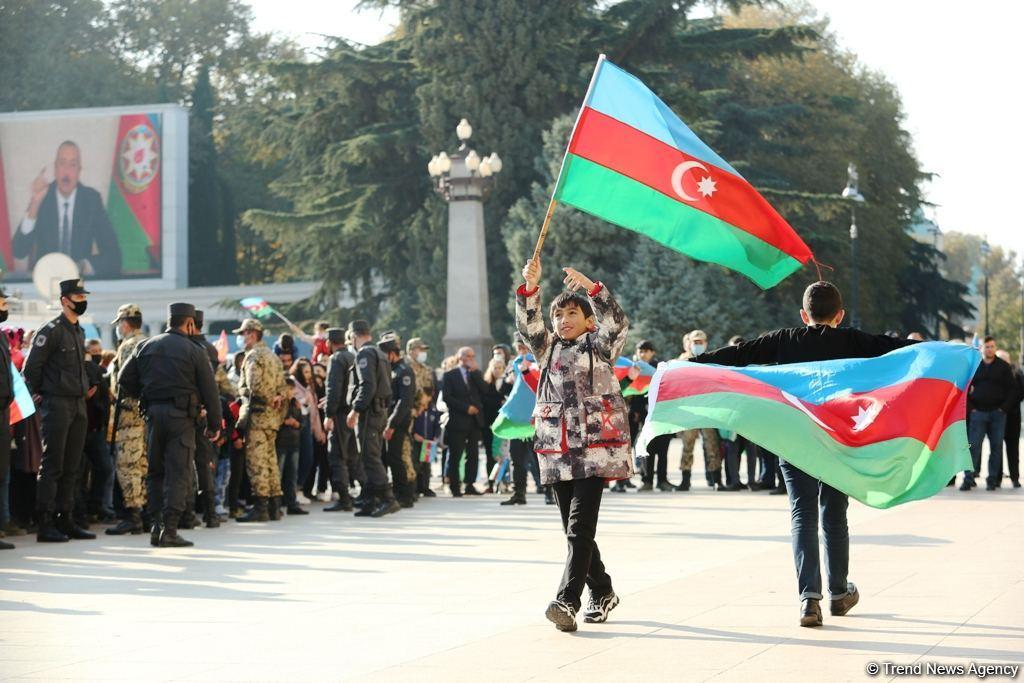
[674,470,691,492]
[371,495,401,518]
[150,519,162,547]
[353,493,379,517]
[324,494,354,512]
[36,512,69,543]
[159,518,194,548]
[106,508,144,535]
[286,503,309,515]
[141,508,154,533]
[500,493,527,506]
[544,486,556,505]
[56,512,96,540]
[237,497,269,523]
[268,496,283,521]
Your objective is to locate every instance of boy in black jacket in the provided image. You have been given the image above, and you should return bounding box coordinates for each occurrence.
[693,281,916,627]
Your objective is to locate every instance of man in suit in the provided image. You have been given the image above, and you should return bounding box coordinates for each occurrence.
[13,140,122,278]
[441,346,487,496]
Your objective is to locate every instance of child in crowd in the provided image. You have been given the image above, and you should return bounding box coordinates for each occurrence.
[517,257,632,632]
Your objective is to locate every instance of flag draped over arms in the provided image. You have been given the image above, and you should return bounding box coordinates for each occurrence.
[554,57,813,288]
[637,342,979,508]
[491,356,540,440]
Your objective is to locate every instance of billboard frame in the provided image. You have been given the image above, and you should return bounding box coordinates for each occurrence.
[0,103,188,293]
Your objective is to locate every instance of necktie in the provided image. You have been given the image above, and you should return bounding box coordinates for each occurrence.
[61,202,71,254]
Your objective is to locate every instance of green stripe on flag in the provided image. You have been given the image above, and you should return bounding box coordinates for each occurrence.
[641,393,972,509]
[107,182,153,273]
[554,155,803,289]
[491,414,535,440]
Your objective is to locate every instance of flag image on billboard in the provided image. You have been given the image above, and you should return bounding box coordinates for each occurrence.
[0,107,179,281]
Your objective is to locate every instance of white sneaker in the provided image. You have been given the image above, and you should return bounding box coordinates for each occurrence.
[296,493,311,505]
[583,591,619,623]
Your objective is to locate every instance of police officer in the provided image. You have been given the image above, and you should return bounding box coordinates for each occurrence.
[323,327,359,512]
[106,304,149,535]
[345,320,398,518]
[190,310,221,528]
[118,303,222,547]
[380,332,415,508]
[0,289,16,550]
[234,318,287,523]
[24,278,95,543]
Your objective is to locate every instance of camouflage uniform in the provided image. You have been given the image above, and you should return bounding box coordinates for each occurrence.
[239,338,287,498]
[515,283,633,484]
[110,320,148,509]
[681,428,721,471]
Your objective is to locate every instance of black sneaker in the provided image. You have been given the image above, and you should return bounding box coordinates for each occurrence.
[583,591,620,623]
[545,600,578,632]
[800,598,823,627]
[830,583,860,616]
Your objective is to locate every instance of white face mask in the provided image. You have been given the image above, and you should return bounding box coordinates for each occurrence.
[235,334,247,350]
[691,343,706,356]
[416,351,428,364]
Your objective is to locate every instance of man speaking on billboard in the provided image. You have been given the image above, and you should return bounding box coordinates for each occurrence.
[13,140,122,278]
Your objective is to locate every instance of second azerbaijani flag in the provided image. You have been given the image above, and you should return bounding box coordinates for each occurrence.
[555,56,813,288]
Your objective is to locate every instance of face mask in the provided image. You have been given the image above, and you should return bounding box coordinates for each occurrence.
[115,326,124,341]
[691,343,706,356]
[0,310,8,324]
[235,335,247,350]
[416,351,428,364]
[69,299,88,315]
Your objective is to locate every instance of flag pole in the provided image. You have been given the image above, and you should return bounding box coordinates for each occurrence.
[530,53,606,261]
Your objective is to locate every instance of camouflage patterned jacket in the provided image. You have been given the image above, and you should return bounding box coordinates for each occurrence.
[515,282,634,484]
[239,340,288,430]
[111,330,147,416]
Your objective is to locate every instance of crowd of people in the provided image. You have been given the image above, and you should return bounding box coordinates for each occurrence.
[0,280,1019,552]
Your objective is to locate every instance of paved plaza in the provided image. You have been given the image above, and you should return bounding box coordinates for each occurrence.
[1,462,1022,682]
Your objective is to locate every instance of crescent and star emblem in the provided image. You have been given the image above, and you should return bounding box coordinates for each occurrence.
[671,160,717,202]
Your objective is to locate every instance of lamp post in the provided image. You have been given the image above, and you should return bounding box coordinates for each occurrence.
[980,237,991,337]
[841,163,865,328]
[427,119,503,359]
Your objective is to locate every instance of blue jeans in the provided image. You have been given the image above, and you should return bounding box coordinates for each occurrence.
[779,459,851,601]
[967,409,1005,486]
[214,458,230,509]
[277,447,299,506]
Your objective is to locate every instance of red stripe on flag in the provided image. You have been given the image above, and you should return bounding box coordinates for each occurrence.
[569,108,812,263]
[656,365,965,450]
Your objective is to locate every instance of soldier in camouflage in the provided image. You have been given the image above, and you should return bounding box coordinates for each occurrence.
[517,258,631,633]
[379,332,416,508]
[106,303,149,535]
[234,318,288,523]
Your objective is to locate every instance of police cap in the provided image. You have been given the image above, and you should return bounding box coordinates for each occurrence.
[60,279,89,296]
[348,319,371,337]
[327,327,346,344]
[168,302,197,319]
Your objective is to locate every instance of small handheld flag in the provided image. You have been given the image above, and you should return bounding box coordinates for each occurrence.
[10,363,35,425]
[240,297,275,320]
[491,356,540,440]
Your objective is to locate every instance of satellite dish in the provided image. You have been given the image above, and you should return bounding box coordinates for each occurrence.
[32,253,80,302]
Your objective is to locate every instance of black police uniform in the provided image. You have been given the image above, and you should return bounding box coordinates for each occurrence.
[189,312,220,525]
[384,355,415,506]
[324,338,361,509]
[119,311,222,544]
[348,338,394,514]
[23,279,92,540]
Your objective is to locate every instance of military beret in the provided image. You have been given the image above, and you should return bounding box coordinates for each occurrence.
[348,319,371,336]
[327,327,346,344]
[111,303,142,325]
[406,336,429,352]
[60,278,89,296]
[168,302,196,319]
[232,318,263,334]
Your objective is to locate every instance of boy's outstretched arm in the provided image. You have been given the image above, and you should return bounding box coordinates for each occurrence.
[516,258,551,360]
[564,267,630,361]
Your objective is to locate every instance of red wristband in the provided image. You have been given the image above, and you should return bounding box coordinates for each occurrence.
[588,282,603,297]
[517,283,539,297]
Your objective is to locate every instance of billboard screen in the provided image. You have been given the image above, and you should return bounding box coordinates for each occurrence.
[0,110,167,281]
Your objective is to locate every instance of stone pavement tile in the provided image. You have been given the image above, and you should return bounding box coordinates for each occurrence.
[11,660,222,681]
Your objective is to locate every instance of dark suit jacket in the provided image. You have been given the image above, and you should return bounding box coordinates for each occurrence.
[442,366,486,432]
[0,331,12,408]
[13,182,122,278]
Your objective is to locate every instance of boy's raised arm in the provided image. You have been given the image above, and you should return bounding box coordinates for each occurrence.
[516,258,551,360]
[589,283,630,361]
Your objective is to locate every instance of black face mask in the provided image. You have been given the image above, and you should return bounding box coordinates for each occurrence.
[67,299,88,316]
[0,310,7,324]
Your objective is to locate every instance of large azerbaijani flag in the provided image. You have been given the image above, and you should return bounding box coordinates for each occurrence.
[491,356,541,440]
[637,342,979,509]
[107,113,162,274]
[554,56,813,288]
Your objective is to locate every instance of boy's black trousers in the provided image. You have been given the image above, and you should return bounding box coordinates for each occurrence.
[552,476,614,611]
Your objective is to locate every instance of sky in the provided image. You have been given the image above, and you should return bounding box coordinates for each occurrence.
[247,0,1023,255]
